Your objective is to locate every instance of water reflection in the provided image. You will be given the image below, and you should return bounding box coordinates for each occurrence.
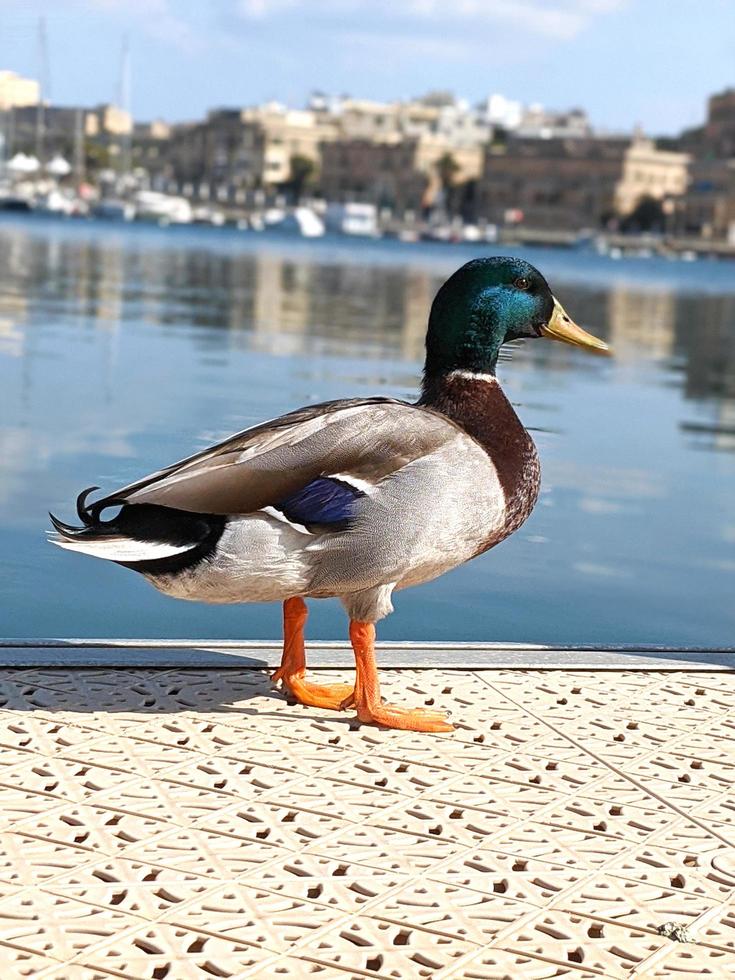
[1,215,734,643]
[3,220,735,401]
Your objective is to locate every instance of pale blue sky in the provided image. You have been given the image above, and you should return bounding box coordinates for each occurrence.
[0,1,731,134]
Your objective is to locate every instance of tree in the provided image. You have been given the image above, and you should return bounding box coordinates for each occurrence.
[436,153,460,193]
[285,154,315,203]
[84,140,112,175]
[620,195,665,233]
[435,152,460,215]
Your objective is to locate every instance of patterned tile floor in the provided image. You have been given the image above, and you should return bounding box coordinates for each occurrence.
[0,667,733,978]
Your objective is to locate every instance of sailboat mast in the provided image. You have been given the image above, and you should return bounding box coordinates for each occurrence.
[35,15,50,173]
[73,107,84,186]
[117,35,132,180]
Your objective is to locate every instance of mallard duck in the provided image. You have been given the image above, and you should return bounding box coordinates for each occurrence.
[50,257,609,732]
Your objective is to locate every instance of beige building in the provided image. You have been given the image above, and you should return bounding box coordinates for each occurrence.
[142,92,490,203]
[331,95,490,149]
[85,104,132,138]
[166,104,338,198]
[242,104,338,186]
[0,70,39,110]
[333,100,404,142]
[614,137,689,215]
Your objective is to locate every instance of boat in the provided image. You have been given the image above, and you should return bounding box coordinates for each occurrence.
[261,206,325,238]
[192,206,226,227]
[0,193,32,212]
[34,189,80,216]
[293,206,325,237]
[324,202,380,237]
[133,191,192,225]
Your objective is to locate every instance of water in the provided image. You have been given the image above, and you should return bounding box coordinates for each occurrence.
[1,214,734,645]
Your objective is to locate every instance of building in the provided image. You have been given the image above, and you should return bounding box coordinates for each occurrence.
[0,70,39,110]
[245,103,337,186]
[320,135,483,215]
[333,99,405,142]
[614,137,689,216]
[86,104,132,138]
[131,120,171,183]
[673,158,735,241]
[4,102,131,163]
[516,104,592,140]
[164,104,338,200]
[316,92,488,215]
[663,88,735,241]
[478,136,631,230]
[674,88,735,160]
[703,88,735,158]
[129,92,494,205]
[320,138,427,213]
[478,94,523,131]
[476,96,592,139]
[478,134,693,231]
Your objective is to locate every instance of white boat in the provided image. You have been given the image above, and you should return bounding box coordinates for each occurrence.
[263,206,325,238]
[324,202,379,237]
[192,206,226,226]
[0,185,32,211]
[134,191,192,225]
[34,189,78,216]
[6,153,40,175]
[262,207,287,226]
[462,224,482,243]
[293,207,324,237]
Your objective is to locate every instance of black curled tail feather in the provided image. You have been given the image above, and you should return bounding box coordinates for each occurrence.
[77,486,100,526]
[77,486,129,527]
[50,489,228,576]
[50,486,127,539]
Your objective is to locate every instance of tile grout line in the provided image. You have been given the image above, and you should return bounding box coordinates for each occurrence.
[1,668,733,978]
[476,671,735,849]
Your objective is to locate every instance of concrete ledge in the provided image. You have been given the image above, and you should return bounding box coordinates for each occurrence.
[1,639,734,669]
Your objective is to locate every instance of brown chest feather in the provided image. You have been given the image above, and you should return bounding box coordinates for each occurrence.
[421,373,541,551]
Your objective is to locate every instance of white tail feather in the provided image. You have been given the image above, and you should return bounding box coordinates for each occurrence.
[48,534,195,562]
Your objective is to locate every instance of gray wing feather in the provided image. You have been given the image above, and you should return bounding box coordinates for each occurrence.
[96,398,459,516]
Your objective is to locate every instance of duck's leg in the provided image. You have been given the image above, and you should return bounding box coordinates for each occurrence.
[345,621,453,732]
[271,597,353,710]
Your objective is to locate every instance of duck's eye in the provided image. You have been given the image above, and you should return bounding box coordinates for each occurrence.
[514,277,530,290]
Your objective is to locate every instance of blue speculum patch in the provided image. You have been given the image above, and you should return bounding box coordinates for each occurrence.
[276,477,364,526]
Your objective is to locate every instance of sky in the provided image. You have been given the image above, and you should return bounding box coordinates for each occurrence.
[0,0,732,135]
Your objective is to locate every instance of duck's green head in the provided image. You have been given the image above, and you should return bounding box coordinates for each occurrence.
[423,257,609,384]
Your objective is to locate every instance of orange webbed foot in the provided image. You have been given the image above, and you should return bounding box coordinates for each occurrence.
[272,598,354,711]
[347,620,454,733]
[274,673,354,711]
[355,701,453,732]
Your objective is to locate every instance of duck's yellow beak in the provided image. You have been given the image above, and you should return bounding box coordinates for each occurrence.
[540,298,611,355]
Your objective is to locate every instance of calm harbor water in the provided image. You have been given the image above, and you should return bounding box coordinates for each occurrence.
[1,214,734,645]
